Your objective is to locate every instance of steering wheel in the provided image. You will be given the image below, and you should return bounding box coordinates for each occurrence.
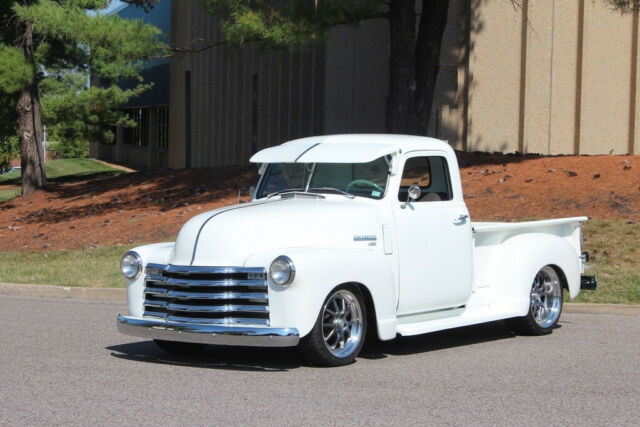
[345,179,384,193]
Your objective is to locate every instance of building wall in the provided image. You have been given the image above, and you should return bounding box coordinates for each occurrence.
[324,19,389,134]
[156,0,640,171]
[167,0,191,169]
[177,2,325,168]
[463,0,639,155]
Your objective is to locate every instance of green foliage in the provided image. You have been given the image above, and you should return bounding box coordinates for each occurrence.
[40,70,150,157]
[0,90,19,172]
[0,44,34,93]
[202,0,381,48]
[0,135,19,173]
[606,0,640,12]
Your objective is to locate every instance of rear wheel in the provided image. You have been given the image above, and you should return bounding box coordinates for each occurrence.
[299,286,367,366]
[506,265,563,335]
[153,339,206,354]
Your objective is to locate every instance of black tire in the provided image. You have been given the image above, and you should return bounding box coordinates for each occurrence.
[506,265,564,335]
[153,339,206,354]
[299,285,367,367]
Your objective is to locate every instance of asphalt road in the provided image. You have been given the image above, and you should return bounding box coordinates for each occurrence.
[1,295,638,426]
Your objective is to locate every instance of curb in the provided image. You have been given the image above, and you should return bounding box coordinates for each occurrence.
[563,303,640,316]
[1,282,639,315]
[0,282,126,302]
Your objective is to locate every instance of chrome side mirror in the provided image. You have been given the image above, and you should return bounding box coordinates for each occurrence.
[401,185,421,209]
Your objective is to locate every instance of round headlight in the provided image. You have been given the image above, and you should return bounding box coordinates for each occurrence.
[121,251,142,279]
[270,256,295,286]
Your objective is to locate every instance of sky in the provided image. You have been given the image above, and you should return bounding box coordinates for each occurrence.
[100,0,126,14]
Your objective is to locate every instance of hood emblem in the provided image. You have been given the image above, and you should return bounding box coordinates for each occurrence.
[353,235,377,242]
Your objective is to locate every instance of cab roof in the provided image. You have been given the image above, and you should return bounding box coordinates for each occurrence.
[249,134,452,164]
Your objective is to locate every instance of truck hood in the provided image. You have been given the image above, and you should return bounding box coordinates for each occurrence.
[170,197,383,266]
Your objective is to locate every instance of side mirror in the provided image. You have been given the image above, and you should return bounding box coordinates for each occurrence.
[408,185,421,201]
[401,185,421,209]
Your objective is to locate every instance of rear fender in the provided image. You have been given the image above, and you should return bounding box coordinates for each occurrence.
[497,233,581,316]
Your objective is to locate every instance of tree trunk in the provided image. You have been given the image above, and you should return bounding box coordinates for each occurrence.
[415,0,449,135]
[16,22,46,195]
[385,0,417,134]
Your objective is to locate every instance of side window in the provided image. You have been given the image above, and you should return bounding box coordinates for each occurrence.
[398,156,453,202]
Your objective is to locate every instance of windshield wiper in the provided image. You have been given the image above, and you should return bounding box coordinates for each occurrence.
[308,187,355,199]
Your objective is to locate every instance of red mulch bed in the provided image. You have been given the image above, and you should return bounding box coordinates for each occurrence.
[0,153,638,252]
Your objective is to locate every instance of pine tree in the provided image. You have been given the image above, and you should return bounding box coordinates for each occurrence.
[0,0,163,195]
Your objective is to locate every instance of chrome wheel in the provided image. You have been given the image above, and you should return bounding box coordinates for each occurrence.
[321,289,364,358]
[529,266,562,329]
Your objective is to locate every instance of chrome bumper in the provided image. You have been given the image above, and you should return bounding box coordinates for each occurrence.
[117,315,300,347]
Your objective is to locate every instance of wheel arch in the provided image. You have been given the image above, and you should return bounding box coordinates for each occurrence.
[341,281,379,343]
[549,264,569,293]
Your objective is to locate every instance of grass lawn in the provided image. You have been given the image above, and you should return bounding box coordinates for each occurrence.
[0,219,637,304]
[0,245,137,288]
[572,219,640,304]
[0,187,20,202]
[0,158,124,186]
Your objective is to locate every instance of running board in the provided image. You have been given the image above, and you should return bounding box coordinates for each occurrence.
[396,304,524,337]
[397,306,465,325]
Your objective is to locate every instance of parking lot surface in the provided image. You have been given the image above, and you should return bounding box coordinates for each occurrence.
[1,295,638,425]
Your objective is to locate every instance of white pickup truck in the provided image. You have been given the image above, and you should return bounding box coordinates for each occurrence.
[117,134,596,366]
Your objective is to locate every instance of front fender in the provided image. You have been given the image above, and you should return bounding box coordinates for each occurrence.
[497,233,581,316]
[244,247,397,340]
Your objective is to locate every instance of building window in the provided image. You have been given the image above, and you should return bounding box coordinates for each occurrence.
[156,106,169,150]
[123,108,150,146]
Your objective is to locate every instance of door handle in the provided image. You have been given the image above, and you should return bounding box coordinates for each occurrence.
[454,214,469,223]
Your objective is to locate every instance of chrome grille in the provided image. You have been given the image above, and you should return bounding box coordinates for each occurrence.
[143,263,269,326]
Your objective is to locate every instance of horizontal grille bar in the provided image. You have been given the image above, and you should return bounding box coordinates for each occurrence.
[148,302,269,314]
[146,276,267,289]
[148,290,268,302]
[143,311,270,326]
[147,263,266,276]
[142,264,269,326]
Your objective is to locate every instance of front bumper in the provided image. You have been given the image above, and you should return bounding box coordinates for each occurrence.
[117,315,300,347]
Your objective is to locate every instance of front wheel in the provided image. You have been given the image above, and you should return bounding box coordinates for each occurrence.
[506,265,563,335]
[299,286,367,366]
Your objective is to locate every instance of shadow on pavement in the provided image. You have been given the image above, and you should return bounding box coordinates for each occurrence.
[360,320,516,360]
[107,341,303,372]
[107,321,519,369]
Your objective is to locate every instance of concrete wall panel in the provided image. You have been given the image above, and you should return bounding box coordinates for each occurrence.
[580,1,633,154]
[523,0,553,154]
[548,0,581,155]
[467,0,522,153]
[324,19,388,134]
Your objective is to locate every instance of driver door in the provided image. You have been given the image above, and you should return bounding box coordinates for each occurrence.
[394,153,474,316]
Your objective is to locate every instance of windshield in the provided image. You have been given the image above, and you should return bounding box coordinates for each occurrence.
[256,157,390,200]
